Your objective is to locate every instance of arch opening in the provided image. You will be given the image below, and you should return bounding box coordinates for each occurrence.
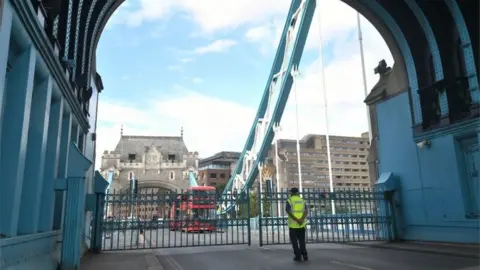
[88,0,446,130]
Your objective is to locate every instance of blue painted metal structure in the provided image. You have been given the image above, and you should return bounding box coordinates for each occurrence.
[188,172,199,187]
[0,0,478,269]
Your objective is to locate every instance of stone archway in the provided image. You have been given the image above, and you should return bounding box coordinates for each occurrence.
[107,180,184,220]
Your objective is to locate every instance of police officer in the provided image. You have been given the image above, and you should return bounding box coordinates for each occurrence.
[285,187,308,261]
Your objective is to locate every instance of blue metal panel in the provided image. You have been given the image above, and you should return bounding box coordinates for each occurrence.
[71,122,79,145]
[404,0,448,117]
[61,142,92,270]
[53,112,72,230]
[89,172,109,252]
[360,0,422,126]
[444,0,479,104]
[0,45,36,237]
[38,98,64,232]
[0,1,13,142]
[9,0,90,132]
[18,76,53,234]
[0,231,61,269]
[188,172,199,187]
[224,0,304,194]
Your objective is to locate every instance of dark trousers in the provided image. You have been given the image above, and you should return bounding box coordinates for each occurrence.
[289,227,307,257]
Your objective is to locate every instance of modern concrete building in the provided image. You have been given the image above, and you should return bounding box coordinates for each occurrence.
[267,134,371,190]
[197,151,240,187]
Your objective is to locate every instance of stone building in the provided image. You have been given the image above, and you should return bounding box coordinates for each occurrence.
[99,133,199,219]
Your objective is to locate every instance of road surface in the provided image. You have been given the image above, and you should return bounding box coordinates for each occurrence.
[154,244,479,270]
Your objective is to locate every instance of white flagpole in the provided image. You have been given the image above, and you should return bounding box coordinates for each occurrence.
[291,67,303,194]
[273,124,282,216]
[316,1,335,214]
[357,12,373,142]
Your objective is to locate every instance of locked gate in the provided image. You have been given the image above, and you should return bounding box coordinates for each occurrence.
[92,187,251,251]
[90,185,395,251]
[255,186,396,246]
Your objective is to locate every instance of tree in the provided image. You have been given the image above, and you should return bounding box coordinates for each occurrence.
[215,183,226,198]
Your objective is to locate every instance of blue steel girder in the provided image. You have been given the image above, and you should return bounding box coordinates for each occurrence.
[86,0,116,82]
[359,0,421,125]
[72,0,85,76]
[224,0,304,193]
[74,0,479,112]
[48,0,478,202]
[444,0,479,104]
[404,0,448,117]
[242,0,317,194]
[81,0,99,75]
[63,0,74,60]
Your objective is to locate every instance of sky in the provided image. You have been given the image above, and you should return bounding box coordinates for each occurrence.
[94,0,393,169]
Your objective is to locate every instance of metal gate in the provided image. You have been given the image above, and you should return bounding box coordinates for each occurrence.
[95,188,251,251]
[256,187,395,246]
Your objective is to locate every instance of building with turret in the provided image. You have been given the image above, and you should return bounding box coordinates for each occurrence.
[99,129,199,219]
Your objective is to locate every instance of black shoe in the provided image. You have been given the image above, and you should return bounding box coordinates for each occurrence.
[302,255,308,261]
[293,256,301,261]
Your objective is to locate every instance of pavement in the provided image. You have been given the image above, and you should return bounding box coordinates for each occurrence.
[81,241,480,270]
[81,251,162,270]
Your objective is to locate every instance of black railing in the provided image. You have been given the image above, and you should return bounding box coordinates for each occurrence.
[418,76,473,130]
[418,83,441,130]
[443,76,472,122]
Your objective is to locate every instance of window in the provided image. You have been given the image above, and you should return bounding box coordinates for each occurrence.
[210,173,217,178]
[458,136,479,218]
[168,154,175,161]
[220,173,225,178]
[169,171,175,180]
[128,172,134,180]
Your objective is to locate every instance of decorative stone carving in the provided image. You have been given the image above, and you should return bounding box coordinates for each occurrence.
[374,59,391,77]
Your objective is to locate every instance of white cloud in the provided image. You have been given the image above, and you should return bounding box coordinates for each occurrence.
[192,77,203,84]
[245,20,284,55]
[180,58,194,63]
[167,65,182,71]
[95,92,255,168]
[95,24,391,169]
[245,0,360,52]
[194,39,237,55]
[96,0,395,169]
[108,0,290,33]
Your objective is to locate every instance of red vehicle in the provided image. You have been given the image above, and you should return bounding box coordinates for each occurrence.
[169,186,217,232]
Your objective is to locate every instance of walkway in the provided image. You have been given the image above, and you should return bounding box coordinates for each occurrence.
[81,242,480,270]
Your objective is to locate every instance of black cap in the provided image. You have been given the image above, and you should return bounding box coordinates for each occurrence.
[290,187,299,193]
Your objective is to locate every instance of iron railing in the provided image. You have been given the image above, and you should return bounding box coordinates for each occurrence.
[256,188,395,246]
[99,189,251,250]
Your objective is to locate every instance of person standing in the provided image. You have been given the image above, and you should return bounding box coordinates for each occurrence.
[285,187,308,261]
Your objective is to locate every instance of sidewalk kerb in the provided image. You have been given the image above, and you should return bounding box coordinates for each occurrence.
[345,242,480,259]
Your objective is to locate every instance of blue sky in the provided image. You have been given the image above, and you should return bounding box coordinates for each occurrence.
[94,0,392,167]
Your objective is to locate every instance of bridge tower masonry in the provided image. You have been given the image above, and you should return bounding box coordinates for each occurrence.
[99,135,199,192]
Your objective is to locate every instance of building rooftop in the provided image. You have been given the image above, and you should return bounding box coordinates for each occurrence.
[199,151,241,167]
[113,135,189,162]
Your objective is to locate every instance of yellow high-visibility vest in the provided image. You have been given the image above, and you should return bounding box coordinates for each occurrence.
[287,195,306,228]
